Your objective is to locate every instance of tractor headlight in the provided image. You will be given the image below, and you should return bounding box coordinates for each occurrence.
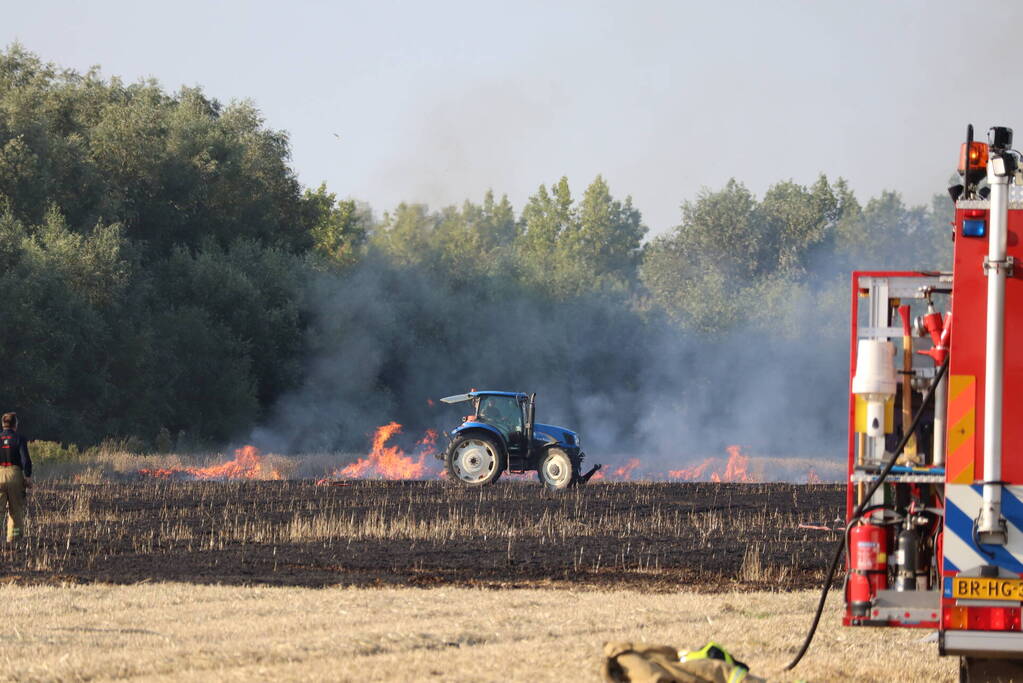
[574,434,581,449]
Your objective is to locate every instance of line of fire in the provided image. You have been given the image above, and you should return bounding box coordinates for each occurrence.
[135,431,771,484]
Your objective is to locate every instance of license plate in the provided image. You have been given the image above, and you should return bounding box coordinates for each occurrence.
[952,576,1023,601]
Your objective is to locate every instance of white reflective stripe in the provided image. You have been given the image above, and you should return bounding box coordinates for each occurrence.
[943,526,988,572]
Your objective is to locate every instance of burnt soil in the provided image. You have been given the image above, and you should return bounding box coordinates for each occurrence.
[2,480,845,592]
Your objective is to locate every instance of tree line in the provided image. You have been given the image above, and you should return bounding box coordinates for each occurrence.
[0,45,953,451]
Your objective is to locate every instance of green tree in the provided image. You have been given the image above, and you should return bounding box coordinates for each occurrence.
[519,176,645,297]
[641,179,758,330]
[371,203,437,267]
[0,208,132,441]
[835,190,937,270]
[755,175,839,275]
[521,177,575,257]
[0,45,323,444]
[571,175,647,289]
[642,176,857,332]
[461,190,517,253]
[156,238,307,416]
[0,45,314,257]
[303,183,368,265]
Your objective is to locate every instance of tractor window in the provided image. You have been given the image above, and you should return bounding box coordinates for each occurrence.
[477,395,523,439]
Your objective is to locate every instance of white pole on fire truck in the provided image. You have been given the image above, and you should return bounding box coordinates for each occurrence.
[932,375,947,466]
[976,128,1014,545]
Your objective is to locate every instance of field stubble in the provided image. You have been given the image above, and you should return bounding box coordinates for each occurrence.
[4,478,843,589]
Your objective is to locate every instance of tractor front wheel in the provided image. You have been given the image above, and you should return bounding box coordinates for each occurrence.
[538,448,578,490]
[447,435,504,486]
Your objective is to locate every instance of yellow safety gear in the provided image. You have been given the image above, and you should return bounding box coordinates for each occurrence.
[678,642,748,683]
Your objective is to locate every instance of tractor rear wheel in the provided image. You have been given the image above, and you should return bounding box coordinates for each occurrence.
[447,434,504,486]
[538,448,578,490]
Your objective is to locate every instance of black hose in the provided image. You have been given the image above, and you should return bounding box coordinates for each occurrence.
[784,355,950,671]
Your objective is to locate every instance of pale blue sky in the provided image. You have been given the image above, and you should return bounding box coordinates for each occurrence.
[6,0,1023,234]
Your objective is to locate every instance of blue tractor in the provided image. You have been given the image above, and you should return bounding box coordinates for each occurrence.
[438,390,601,489]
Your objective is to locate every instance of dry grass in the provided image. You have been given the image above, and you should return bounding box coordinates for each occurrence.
[0,583,954,682]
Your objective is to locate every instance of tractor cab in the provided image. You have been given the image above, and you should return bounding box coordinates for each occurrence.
[438,390,600,489]
[476,392,528,452]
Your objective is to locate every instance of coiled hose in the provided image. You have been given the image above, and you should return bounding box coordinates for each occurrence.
[784,355,950,670]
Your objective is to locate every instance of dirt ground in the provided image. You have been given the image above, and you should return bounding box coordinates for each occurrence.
[0,582,955,682]
[6,480,845,590]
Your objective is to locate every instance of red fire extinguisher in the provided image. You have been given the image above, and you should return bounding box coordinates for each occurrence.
[849,521,888,617]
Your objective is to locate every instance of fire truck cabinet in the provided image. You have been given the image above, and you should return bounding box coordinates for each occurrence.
[845,272,947,630]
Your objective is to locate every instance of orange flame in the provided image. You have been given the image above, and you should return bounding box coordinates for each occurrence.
[669,457,714,481]
[416,429,438,451]
[321,422,438,482]
[664,445,759,483]
[612,458,641,480]
[607,448,756,483]
[138,445,282,481]
[720,445,753,482]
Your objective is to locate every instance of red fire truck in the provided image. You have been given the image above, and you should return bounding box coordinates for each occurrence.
[838,125,1023,680]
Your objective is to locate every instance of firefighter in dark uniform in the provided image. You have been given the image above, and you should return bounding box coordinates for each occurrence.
[0,412,31,542]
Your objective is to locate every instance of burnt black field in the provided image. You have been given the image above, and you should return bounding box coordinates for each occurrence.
[1,481,845,591]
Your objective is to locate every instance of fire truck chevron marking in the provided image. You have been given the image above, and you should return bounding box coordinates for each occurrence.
[948,375,976,421]
[947,410,976,484]
[942,529,988,574]
[946,375,976,484]
[944,484,1023,573]
[945,501,1023,572]
[946,410,974,450]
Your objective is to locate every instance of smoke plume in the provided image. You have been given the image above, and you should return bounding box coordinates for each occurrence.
[252,251,849,479]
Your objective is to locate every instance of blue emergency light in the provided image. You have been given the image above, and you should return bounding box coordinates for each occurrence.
[963,219,986,237]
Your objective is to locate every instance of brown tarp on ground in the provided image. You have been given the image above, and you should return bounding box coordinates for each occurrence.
[602,641,765,683]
